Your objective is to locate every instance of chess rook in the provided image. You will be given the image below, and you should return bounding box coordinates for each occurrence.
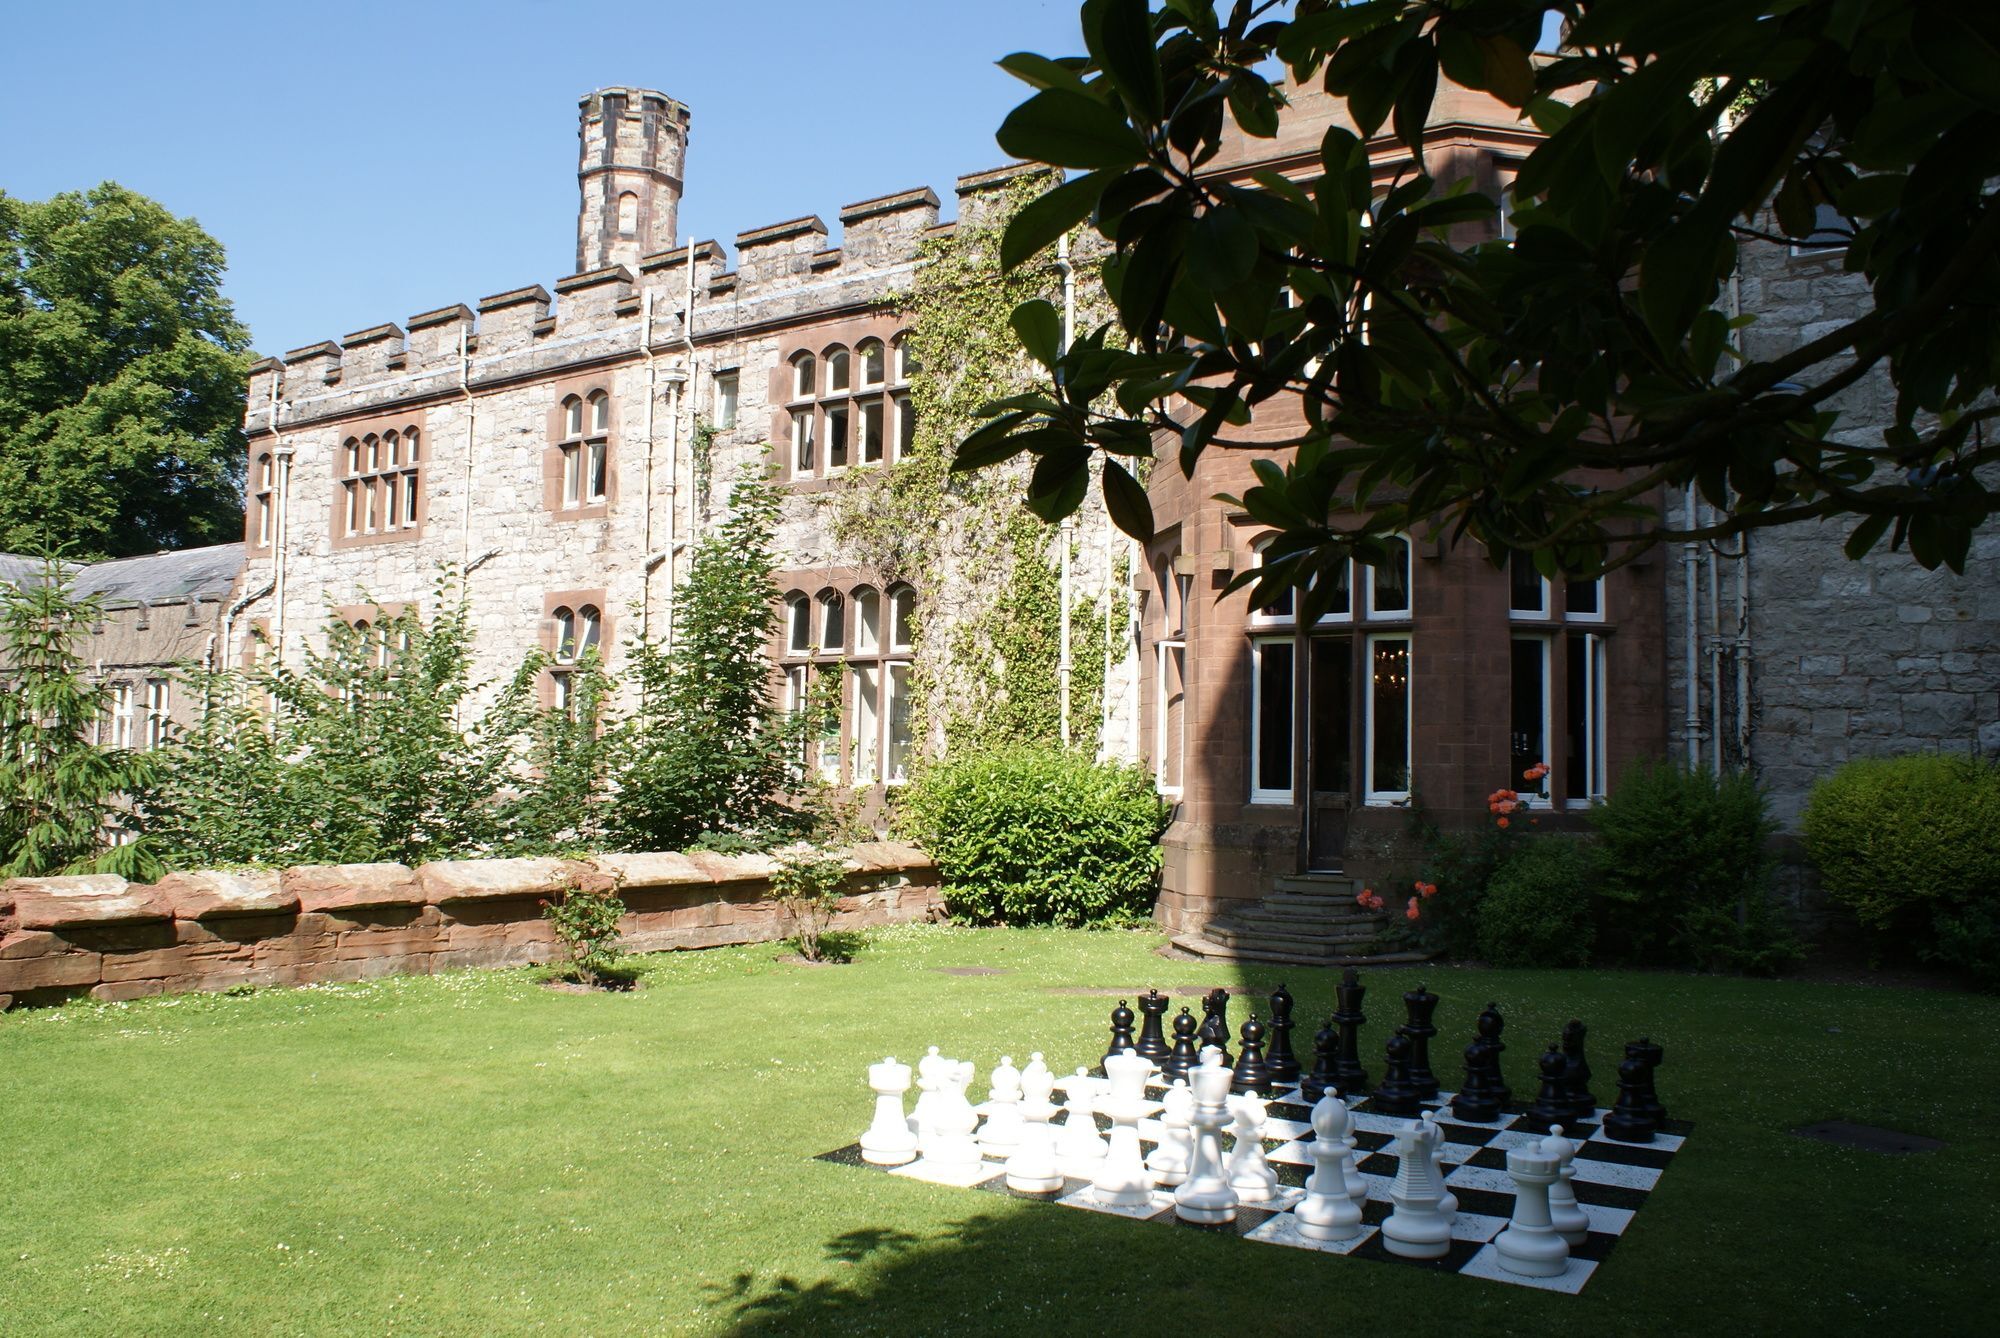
[1134,989,1172,1068]
[860,1056,919,1165]
[1493,1140,1570,1277]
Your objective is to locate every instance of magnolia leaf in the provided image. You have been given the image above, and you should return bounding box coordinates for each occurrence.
[997,88,1146,170]
[1101,458,1156,542]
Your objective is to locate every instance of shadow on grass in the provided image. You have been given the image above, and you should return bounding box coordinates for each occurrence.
[710,1216,1017,1333]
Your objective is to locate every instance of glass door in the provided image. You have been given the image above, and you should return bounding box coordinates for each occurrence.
[1306,636,1353,871]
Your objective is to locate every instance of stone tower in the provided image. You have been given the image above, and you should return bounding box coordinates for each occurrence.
[575,87,691,273]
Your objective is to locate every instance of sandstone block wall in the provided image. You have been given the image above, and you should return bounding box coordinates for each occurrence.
[0,843,939,1009]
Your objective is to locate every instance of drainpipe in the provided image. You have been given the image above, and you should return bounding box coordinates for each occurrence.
[458,327,475,576]
[1682,484,1702,771]
[219,579,275,678]
[269,375,293,667]
[1705,498,1724,767]
[1727,269,1754,771]
[669,239,696,648]
[1057,232,1076,747]
[641,287,658,642]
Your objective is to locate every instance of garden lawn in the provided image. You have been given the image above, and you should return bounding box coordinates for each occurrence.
[0,925,1994,1336]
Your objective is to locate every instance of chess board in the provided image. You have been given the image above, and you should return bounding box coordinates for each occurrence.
[817,1073,1692,1294]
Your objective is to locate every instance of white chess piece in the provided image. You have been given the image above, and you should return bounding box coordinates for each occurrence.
[1146,1080,1195,1187]
[1421,1109,1459,1220]
[1294,1092,1365,1240]
[1541,1125,1589,1244]
[910,1047,944,1152]
[1092,1049,1155,1207]
[860,1056,919,1165]
[1494,1140,1571,1277]
[1005,1057,1063,1193]
[926,1060,982,1169]
[1225,1093,1280,1204]
[1174,1057,1238,1224]
[1381,1114,1453,1259]
[978,1055,1025,1161]
[1055,1068,1108,1166]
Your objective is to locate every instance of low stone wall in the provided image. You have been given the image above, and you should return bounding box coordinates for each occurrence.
[0,843,939,1009]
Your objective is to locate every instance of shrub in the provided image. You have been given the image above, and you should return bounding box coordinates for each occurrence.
[1590,761,1798,973]
[1802,752,2000,986]
[770,843,852,962]
[896,746,1168,926]
[1476,838,1597,968]
[541,877,627,987]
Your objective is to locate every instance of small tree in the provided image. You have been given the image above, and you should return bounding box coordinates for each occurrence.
[0,555,158,878]
[611,469,800,850]
[540,874,628,987]
[499,648,618,855]
[770,843,853,963]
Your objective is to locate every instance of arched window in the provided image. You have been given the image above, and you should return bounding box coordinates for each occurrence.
[826,347,850,393]
[894,335,921,381]
[338,424,423,539]
[563,395,584,438]
[253,451,274,546]
[792,353,817,401]
[819,591,846,651]
[577,604,602,655]
[590,391,610,435]
[786,594,812,653]
[858,339,885,387]
[617,191,639,238]
[889,586,916,652]
[1367,534,1412,618]
[854,587,880,654]
[553,606,577,661]
[556,390,611,509]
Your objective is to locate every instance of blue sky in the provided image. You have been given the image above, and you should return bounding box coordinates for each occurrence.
[4,0,1094,356]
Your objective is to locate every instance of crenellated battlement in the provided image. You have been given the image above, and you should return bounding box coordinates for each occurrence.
[243,156,1023,429]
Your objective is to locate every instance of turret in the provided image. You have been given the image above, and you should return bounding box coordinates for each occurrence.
[576,87,691,273]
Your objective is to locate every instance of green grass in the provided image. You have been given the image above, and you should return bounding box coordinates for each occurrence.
[1,925,1994,1336]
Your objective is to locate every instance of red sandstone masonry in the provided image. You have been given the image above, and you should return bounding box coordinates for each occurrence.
[0,843,939,1008]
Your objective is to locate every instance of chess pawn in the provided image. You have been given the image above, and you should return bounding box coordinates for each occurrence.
[1092,1050,1155,1207]
[1055,1068,1108,1165]
[1381,1115,1453,1259]
[978,1055,1025,1160]
[1102,999,1137,1072]
[1451,1034,1501,1123]
[1301,1018,1337,1102]
[1372,1032,1421,1117]
[1135,989,1172,1068]
[1146,1079,1195,1187]
[1560,1019,1597,1120]
[1198,989,1234,1066]
[927,1061,982,1169]
[1232,1014,1273,1093]
[1174,1058,1238,1224]
[860,1056,919,1165]
[1330,968,1370,1096]
[1005,1058,1063,1193]
[1265,982,1302,1085]
[1479,1002,1512,1106]
[1224,1094,1280,1204]
[1162,1007,1200,1083]
[1524,1043,1572,1133]
[1295,1093,1365,1240]
[1604,1056,1658,1143]
[1493,1141,1570,1277]
[910,1047,945,1152]
[1400,983,1442,1101]
[1542,1127,1589,1245]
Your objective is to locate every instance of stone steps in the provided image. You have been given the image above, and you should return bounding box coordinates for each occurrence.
[1208,921,1379,948]
[1166,933,1432,968]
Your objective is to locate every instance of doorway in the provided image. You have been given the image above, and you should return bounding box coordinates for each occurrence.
[1305,635,1353,871]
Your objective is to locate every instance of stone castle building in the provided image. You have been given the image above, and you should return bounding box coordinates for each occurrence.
[15,81,1988,954]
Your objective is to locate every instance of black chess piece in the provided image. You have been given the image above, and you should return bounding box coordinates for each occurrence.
[1162,1007,1200,1082]
[1134,989,1171,1067]
[1629,1037,1667,1122]
[1522,1042,1573,1133]
[1198,988,1234,1066]
[1477,1002,1511,1107]
[1450,1034,1501,1123]
[1603,1056,1659,1143]
[1265,983,1302,1085]
[1560,1019,1596,1122]
[1330,967,1370,1097]
[1301,1017,1338,1102]
[1372,1031,1422,1117]
[1102,999,1137,1071]
[1400,982,1441,1101]
[1231,1014,1273,1093]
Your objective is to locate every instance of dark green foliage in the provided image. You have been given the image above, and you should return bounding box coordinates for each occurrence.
[1476,839,1597,969]
[974,1,2000,585]
[541,878,627,987]
[1802,753,2000,987]
[0,184,251,558]
[1396,797,1524,957]
[500,649,618,856]
[609,471,800,852]
[1590,762,1798,974]
[897,745,1168,925]
[0,555,159,878]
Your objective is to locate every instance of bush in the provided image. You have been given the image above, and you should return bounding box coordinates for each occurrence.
[1476,838,1597,968]
[1802,752,2000,986]
[541,878,627,987]
[770,842,852,962]
[896,746,1168,926]
[1590,761,1798,973]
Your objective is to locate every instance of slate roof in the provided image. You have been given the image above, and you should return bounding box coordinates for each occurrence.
[69,544,244,607]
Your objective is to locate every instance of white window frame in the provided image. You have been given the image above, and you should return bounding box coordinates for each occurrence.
[894,336,919,383]
[1363,633,1413,805]
[818,591,845,651]
[791,409,816,478]
[826,347,851,394]
[892,392,915,464]
[1568,631,1609,807]
[1565,575,1606,623]
[143,678,169,750]
[824,402,851,473]
[884,661,913,785]
[1248,539,1296,628]
[1790,201,1851,256]
[1511,634,1553,807]
[792,354,817,401]
[109,681,135,750]
[1154,638,1186,798]
[1365,535,1412,620]
[713,370,739,430]
[859,339,885,388]
[860,398,884,465]
[1249,635,1296,805]
[854,587,881,655]
[786,595,812,654]
[889,587,915,652]
[851,662,880,785]
[1509,552,1550,619]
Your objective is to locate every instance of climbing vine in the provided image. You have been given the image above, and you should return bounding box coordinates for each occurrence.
[831,172,1127,760]
[690,414,718,523]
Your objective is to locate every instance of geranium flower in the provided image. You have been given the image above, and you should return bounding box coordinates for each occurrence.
[1496,816,1510,828]
[1415,880,1438,898]
[1405,898,1421,921]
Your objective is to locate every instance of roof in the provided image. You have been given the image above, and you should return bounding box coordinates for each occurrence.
[67,544,244,607]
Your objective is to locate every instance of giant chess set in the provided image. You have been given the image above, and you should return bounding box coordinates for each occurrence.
[818,971,1691,1292]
